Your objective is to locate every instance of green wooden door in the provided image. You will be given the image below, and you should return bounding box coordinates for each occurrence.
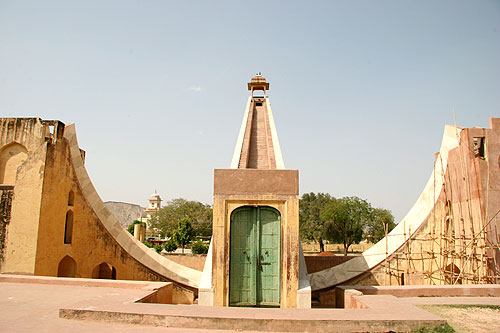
[230,206,280,307]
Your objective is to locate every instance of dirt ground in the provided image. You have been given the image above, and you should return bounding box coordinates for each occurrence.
[420,305,500,333]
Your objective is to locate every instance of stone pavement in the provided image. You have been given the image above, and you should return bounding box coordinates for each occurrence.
[0,280,225,333]
[1,275,500,332]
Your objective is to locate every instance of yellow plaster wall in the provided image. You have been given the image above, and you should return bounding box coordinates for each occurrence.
[1,143,47,274]
[34,139,167,282]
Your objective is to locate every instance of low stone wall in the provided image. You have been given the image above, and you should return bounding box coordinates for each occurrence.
[304,255,355,274]
[160,253,356,275]
[0,274,173,304]
[335,284,500,308]
[162,253,207,272]
[160,253,356,274]
[302,242,373,253]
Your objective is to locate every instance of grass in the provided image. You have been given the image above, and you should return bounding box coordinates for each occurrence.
[439,304,500,311]
[415,304,500,333]
[412,323,455,333]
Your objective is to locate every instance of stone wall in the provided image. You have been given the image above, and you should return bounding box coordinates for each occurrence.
[346,125,497,287]
[310,120,500,303]
[0,118,200,303]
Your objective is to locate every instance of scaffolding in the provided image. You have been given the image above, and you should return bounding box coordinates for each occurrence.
[358,126,500,286]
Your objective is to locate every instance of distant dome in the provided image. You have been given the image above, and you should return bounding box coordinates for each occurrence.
[251,73,267,83]
[149,191,162,201]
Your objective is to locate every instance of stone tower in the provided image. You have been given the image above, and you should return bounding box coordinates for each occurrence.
[199,74,310,308]
[145,190,162,219]
[141,190,162,238]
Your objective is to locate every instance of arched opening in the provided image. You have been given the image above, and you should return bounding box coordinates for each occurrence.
[57,255,77,277]
[67,190,75,206]
[445,263,462,284]
[229,206,281,307]
[0,142,28,184]
[64,210,73,244]
[92,262,117,280]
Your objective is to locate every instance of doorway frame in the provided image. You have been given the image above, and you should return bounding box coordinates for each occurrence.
[229,205,281,307]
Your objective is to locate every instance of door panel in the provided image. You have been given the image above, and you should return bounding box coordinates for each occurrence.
[229,207,256,306]
[258,208,280,306]
[230,206,280,307]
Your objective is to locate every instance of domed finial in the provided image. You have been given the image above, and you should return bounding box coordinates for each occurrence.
[248,73,269,95]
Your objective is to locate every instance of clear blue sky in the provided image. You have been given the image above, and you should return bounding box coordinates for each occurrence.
[1,1,499,222]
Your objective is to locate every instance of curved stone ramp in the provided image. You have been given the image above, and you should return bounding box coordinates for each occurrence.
[64,124,201,288]
[309,125,462,290]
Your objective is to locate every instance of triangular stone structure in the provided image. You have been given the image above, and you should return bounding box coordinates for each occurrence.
[230,75,284,170]
[199,75,310,308]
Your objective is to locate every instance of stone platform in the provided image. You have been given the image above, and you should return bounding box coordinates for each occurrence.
[3,275,500,332]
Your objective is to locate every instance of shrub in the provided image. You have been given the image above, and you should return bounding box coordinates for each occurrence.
[143,241,153,248]
[153,244,163,253]
[191,239,209,254]
[164,239,177,252]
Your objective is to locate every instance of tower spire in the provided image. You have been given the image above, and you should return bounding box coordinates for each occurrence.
[231,74,284,169]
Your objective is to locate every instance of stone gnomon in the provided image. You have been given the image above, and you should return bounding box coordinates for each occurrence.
[199,74,311,308]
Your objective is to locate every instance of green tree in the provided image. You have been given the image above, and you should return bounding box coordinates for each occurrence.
[163,238,177,252]
[299,192,336,252]
[150,198,212,237]
[172,218,195,254]
[321,196,373,256]
[364,207,396,244]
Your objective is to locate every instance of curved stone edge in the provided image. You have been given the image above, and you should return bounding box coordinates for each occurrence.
[265,97,285,169]
[230,96,252,169]
[63,123,201,288]
[309,124,462,290]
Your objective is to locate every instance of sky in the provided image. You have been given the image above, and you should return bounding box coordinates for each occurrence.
[1,0,499,223]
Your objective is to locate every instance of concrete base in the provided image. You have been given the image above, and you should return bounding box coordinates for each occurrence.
[198,239,214,306]
[297,241,311,308]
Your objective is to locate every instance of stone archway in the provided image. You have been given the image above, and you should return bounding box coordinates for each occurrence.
[0,142,28,185]
[57,255,76,277]
[92,262,117,280]
[445,263,462,285]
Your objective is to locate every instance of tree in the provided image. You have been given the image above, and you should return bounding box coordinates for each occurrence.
[172,218,195,254]
[321,196,373,256]
[150,198,212,237]
[364,208,396,244]
[164,238,177,252]
[299,192,336,252]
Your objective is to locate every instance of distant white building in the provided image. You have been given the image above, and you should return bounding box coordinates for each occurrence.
[140,190,162,238]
